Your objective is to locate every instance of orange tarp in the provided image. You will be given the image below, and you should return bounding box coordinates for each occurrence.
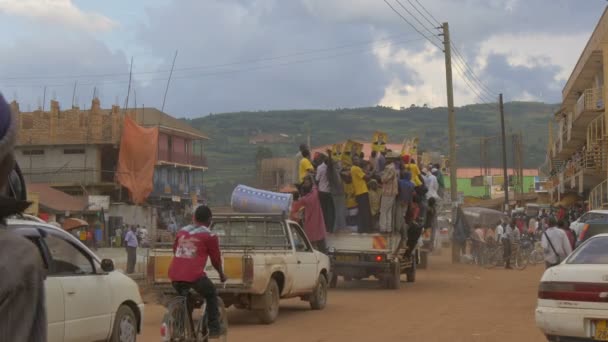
[117,117,159,204]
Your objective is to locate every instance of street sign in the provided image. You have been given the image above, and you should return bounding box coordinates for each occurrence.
[88,195,110,211]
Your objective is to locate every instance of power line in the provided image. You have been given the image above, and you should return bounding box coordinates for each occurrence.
[0,33,421,82]
[383,0,443,51]
[452,58,497,111]
[452,56,497,103]
[405,0,441,31]
[394,0,442,44]
[413,0,442,26]
[0,37,426,89]
[450,42,498,97]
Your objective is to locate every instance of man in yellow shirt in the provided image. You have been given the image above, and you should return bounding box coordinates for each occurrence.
[402,154,422,187]
[299,150,314,183]
[350,157,372,233]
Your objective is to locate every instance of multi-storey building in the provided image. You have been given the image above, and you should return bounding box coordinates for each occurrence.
[548,8,607,208]
[13,98,208,206]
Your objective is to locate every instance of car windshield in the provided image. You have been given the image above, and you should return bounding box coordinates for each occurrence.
[567,236,608,264]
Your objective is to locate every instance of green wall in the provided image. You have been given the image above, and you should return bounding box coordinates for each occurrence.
[444,176,537,198]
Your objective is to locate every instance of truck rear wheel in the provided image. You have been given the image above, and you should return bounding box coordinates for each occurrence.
[385,261,401,290]
[419,251,428,270]
[255,279,280,324]
[406,256,417,283]
[309,275,328,310]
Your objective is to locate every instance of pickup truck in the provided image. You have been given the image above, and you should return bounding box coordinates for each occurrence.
[148,213,331,324]
[325,231,417,289]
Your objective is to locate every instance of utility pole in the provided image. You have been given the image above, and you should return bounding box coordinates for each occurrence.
[499,93,509,212]
[442,22,458,216]
[442,22,460,264]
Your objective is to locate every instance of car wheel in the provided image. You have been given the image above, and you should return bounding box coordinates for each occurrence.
[110,305,137,342]
[309,275,328,310]
[255,279,280,324]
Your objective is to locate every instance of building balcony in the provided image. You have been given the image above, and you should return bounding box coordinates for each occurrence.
[575,87,604,121]
[590,179,608,210]
[157,149,208,168]
[555,87,604,159]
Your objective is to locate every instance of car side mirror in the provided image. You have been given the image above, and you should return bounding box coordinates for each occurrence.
[101,259,115,272]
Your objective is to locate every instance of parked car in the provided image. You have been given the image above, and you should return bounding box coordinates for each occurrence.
[536,234,608,341]
[7,217,145,342]
[149,213,330,324]
[576,218,608,247]
[569,210,608,237]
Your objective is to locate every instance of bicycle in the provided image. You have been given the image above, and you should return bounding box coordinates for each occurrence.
[161,284,228,342]
[481,241,528,270]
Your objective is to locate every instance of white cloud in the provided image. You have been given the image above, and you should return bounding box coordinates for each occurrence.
[477,33,589,81]
[0,0,117,32]
[374,41,480,109]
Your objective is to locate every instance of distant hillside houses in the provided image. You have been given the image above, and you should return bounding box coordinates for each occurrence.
[249,133,291,145]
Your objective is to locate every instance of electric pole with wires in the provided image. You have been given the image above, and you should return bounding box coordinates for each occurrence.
[440,22,458,219]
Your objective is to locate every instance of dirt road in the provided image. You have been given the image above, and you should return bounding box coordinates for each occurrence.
[141,249,546,342]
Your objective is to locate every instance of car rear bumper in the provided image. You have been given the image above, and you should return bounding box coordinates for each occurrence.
[536,305,608,340]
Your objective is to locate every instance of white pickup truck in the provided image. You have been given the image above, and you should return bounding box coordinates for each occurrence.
[325,231,417,289]
[149,213,330,324]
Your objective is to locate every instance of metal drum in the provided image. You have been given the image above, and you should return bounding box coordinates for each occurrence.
[230,185,292,214]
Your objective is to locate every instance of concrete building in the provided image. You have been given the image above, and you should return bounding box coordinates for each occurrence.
[547,8,608,209]
[14,98,209,207]
[257,158,295,191]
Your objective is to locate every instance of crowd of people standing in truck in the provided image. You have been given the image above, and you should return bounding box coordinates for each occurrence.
[290,142,444,257]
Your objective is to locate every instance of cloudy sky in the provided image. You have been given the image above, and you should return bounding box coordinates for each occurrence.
[0,0,604,117]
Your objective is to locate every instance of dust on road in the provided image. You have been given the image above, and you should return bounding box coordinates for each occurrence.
[141,249,546,342]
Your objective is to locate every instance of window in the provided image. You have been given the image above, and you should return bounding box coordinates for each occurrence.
[568,237,608,264]
[22,149,44,156]
[64,148,85,154]
[289,224,311,252]
[45,234,94,275]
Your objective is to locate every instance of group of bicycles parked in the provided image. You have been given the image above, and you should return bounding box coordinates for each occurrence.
[468,220,546,270]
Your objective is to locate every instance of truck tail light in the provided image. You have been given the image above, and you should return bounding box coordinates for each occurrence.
[539,281,608,302]
[579,224,590,242]
[243,255,254,285]
[375,255,383,262]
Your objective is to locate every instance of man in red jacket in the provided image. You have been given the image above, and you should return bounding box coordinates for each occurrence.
[168,205,226,337]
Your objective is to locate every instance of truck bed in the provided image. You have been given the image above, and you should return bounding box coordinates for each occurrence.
[325,232,401,253]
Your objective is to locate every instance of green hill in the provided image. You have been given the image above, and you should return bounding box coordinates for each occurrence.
[187,102,557,205]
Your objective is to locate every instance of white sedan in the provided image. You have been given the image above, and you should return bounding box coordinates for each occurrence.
[8,217,145,342]
[536,234,608,341]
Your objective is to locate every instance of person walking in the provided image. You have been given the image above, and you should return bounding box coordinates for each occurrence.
[557,219,576,250]
[316,154,335,233]
[503,219,518,269]
[542,218,572,269]
[124,225,139,274]
[379,152,399,232]
[350,156,372,233]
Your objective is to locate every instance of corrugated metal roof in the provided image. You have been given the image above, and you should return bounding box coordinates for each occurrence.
[27,184,88,213]
[130,107,209,140]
